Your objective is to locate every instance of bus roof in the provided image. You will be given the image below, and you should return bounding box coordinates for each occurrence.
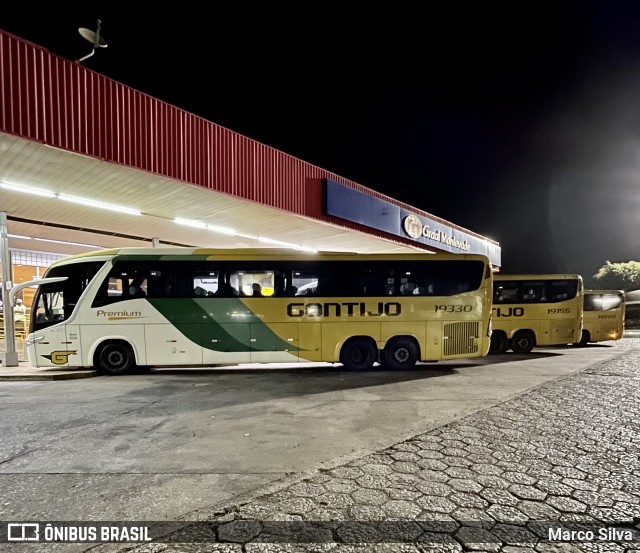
[47,247,491,267]
[494,273,583,281]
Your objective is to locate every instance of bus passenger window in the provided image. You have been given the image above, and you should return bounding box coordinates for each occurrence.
[251,283,263,297]
[193,272,219,297]
[400,282,416,295]
[128,276,147,298]
[194,286,208,297]
[283,285,298,296]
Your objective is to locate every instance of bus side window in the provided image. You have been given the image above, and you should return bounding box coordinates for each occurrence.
[193,270,220,297]
[128,275,147,298]
[144,269,171,298]
[92,273,127,306]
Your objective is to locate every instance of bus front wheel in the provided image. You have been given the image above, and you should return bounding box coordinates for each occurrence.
[96,342,136,375]
[382,337,419,370]
[489,332,508,354]
[340,338,377,371]
[511,331,535,354]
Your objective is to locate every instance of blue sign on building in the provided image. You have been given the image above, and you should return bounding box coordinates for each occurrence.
[324,179,501,267]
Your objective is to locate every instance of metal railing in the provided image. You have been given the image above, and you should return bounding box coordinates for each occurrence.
[0,311,30,361]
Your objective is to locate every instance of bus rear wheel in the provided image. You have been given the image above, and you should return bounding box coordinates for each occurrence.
[511,331,535,354]
[96,342,136,375]
[489,332,508,354]
[578,330,590,346]
[340,338,377,371]
[382,337,419,370]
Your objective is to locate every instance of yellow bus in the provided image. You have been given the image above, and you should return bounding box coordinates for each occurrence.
[579,289,625,345]
[490,273,584,354]
[26,248,493,374]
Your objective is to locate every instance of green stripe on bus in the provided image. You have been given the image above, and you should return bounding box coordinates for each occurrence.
[147,298,301,353]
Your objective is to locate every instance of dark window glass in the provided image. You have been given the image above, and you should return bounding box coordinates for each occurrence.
[228,269,275,297]
[32,261,104,331]
[92,261,176,306]
[286,259,483,298]
[396,260,485,297]
[493,278,580,304]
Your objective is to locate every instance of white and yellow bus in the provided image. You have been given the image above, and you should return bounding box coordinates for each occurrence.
[579,289,625,345]
[490,273,584,354]
[26,248,494,374]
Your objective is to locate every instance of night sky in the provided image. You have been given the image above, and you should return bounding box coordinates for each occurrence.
[3,4,640,284]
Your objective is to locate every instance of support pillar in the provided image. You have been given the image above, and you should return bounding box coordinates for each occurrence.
[0,212,19,367]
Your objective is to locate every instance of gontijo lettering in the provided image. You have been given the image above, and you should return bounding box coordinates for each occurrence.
[287,302,401,317]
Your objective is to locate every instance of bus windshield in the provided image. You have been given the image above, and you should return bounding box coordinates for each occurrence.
[31,261,104,332]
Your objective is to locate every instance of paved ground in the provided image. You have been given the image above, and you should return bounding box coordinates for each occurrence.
[1,338,639,552]
[107,339,640,552]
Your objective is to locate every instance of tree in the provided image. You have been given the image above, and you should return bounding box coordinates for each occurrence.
[592,260,640,291]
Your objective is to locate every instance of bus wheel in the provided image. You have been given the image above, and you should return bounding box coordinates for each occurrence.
[511,331,535,354]
[340,338,377,371]
[96,342,135,375]
[489,332,508,354]
[382,337,419,370]
[577,330,590,346]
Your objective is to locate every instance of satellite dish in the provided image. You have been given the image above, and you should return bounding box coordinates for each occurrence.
[76,20,108,63]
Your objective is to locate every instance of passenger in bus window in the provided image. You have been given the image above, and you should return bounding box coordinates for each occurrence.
[129,276,147,298]
[252,283,263,297]
[414,281,431,295]
[400,282,416,295]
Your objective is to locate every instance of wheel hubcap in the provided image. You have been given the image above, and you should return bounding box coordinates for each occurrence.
[394,348,409,363]
[108,351,124,367]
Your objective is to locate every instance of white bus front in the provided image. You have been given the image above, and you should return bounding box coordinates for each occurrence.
[27,260,105,368]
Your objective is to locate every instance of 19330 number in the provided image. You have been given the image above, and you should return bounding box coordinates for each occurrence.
[435,305,473,313]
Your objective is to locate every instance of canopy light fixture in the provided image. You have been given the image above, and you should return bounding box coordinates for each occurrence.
[258,236,318,253]
[35,237,102,249]
[207,224,236,236]
[174,217,207,229]
[7,233,102,249]
[58,194,141,216]
[1,181,141,216]
[173,218,316,252]
[235,232,258,240]
[1,182,56,198]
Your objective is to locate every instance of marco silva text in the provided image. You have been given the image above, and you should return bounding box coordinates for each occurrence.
[548,526,635,542]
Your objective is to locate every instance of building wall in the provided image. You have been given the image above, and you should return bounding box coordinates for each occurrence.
[0,29,492,247]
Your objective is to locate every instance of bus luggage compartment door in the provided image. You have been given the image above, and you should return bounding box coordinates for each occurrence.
[250,323,299,363]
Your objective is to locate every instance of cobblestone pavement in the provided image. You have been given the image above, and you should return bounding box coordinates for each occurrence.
[106,341,640,553]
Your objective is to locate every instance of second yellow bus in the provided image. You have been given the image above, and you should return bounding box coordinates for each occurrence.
[490,273,584,354]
